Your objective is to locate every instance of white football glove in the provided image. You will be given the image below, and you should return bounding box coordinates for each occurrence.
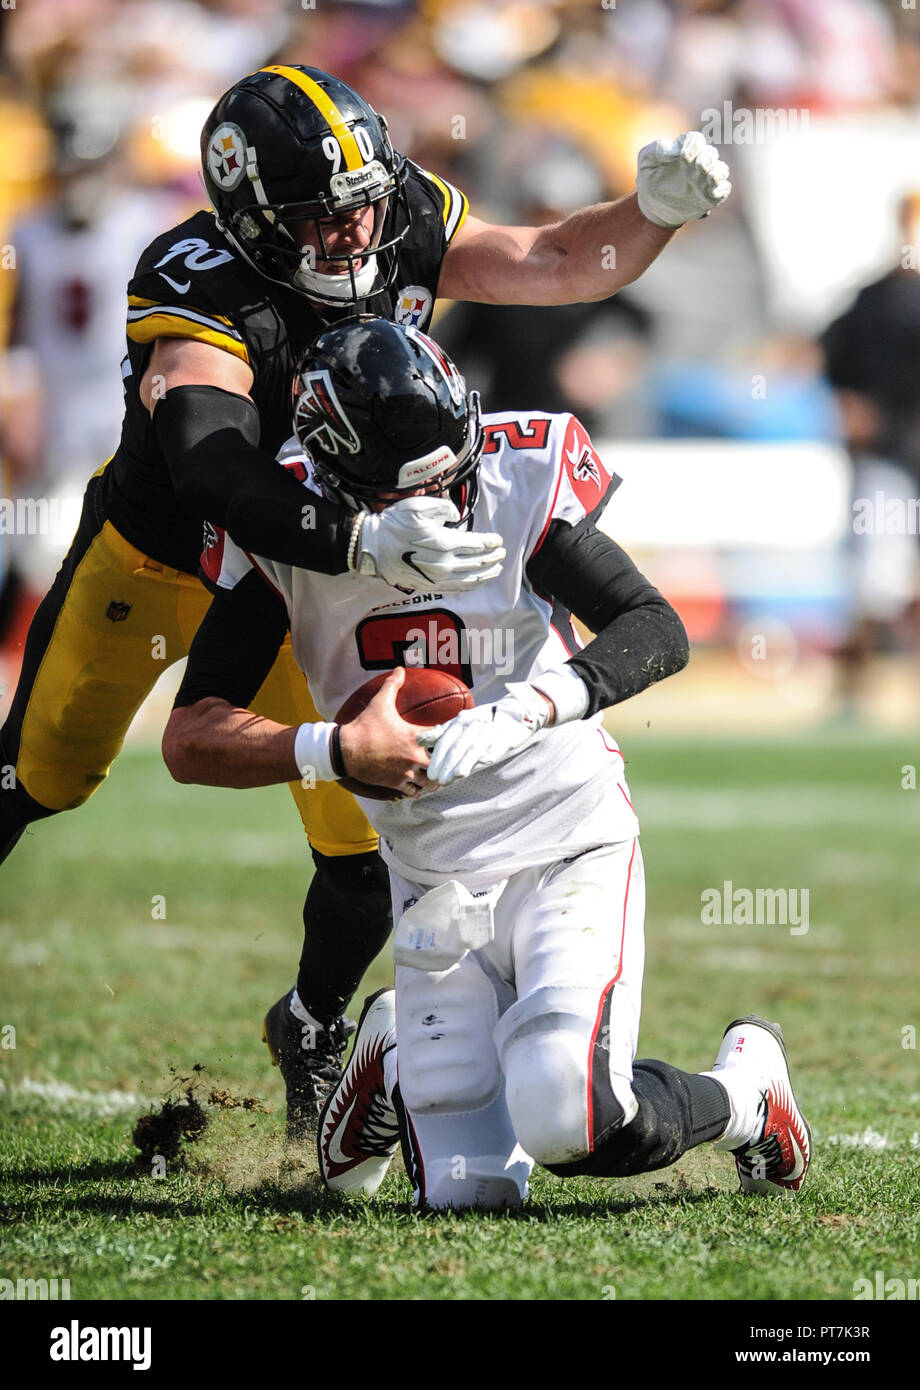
[418,669,590,784]
[636,131,731,228]
[350,496,505,593]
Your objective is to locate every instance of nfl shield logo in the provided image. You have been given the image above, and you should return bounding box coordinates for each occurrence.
[394,285,432,329]
[106,600,132,622]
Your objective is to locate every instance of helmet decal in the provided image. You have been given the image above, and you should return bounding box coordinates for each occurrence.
[294,369,362,457]
[407,327,467,407]
[396,445,458,490]
[260,65,363,171]
[330,162,389,204]
[207,122,247,191]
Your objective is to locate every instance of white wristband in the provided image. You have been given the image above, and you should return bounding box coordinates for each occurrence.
[531,666,590,725]
[294,721,338,782]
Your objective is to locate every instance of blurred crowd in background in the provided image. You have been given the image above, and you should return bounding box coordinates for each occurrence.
[1,0,919,727]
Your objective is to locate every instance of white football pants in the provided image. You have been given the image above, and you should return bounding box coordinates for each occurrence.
[389,838,646,1210]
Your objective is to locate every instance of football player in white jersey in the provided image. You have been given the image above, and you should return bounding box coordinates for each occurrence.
[163,319,811,1210]
[7,93,181,590]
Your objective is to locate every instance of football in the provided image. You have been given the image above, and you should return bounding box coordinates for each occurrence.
[333,667,473,799]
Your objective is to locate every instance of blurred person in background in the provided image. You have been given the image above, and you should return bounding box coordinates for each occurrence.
[2,0,292,97]
[0,7,49,656]
[282,0,492,175]
[438,135,654,436]
[476,0,768,429]
[600,0,899,118]
[0,354,42,663]
[4,86,183,600]
[821,191,920,708]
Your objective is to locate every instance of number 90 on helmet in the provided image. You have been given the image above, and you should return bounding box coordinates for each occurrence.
[201,65,409,306]
[291,319,484,522]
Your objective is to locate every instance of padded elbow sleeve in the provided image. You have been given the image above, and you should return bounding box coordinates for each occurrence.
[153,384,351,573]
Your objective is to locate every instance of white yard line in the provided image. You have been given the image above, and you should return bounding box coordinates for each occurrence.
[822,1128,897,1152]
[635,787,920,831]
[1,1076,153,1116]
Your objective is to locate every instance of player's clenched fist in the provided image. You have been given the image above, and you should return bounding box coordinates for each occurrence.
[636,132,731,228]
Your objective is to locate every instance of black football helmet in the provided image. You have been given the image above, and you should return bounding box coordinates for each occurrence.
[292,318,483,521]
[201,65,409,307]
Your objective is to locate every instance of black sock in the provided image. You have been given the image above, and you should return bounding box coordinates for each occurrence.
[296,849,392,1025]
[545,1061,731,1179]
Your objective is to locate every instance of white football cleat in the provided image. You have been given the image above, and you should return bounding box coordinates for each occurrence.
[711,1014,811,1195]
[317,988,400,1196]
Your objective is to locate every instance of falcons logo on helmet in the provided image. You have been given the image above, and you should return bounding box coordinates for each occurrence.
[294,370,361,456]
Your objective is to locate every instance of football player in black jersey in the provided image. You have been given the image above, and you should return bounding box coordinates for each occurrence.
[0,65,731,1136]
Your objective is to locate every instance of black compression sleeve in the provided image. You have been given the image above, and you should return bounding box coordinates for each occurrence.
[154,384,353,574]
[527,518,689,716]
[173,568,289,710]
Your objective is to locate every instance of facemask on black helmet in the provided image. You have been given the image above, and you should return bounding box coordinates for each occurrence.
[201,65,410,307]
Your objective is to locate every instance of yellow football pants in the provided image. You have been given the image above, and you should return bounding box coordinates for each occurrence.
[9,507,376,857]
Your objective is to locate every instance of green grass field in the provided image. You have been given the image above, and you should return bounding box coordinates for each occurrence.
[2,732,919,1303]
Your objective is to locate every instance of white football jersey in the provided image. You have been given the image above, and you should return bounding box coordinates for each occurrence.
[12,190,178,475]
[209,411,640,886]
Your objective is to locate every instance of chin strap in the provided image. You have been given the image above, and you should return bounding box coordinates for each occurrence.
[292,254,380,303]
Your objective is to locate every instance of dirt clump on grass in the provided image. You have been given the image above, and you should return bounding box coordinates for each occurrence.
[131,1066,270,1170]
[132,1087,208,1165]
[129,1066,334,1196]
[208,1087,270,1112]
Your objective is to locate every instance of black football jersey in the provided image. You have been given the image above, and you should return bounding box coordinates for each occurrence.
[100,162,469,573]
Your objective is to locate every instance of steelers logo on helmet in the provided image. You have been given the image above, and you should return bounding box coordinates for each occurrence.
[207,122,248,191]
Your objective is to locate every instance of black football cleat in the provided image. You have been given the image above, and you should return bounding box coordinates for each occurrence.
[262,989,356,1141]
